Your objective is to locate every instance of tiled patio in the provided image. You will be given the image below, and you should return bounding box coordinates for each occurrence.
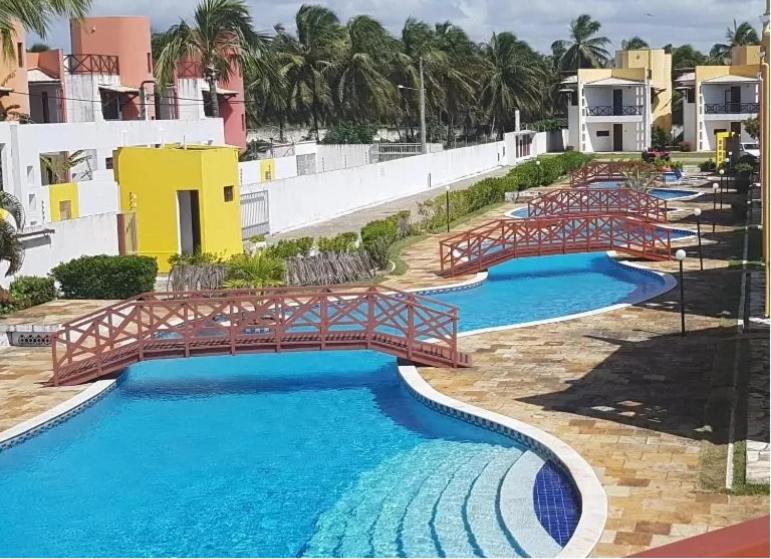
[0,178,767,557]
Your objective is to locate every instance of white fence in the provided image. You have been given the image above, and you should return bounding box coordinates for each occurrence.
[0,212,120,288]
[261,133,537,234]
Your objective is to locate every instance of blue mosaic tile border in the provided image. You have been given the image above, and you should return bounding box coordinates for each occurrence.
[0,383,117,453]
[533,460,581,547]
[400,371,582,517]
[415,275,487,296]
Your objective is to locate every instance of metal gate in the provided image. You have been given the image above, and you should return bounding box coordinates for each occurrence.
[240,189,270,238]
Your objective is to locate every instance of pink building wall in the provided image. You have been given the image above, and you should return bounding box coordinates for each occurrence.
[0,24,30,116]
[219,64,246,150]
[70,16,155,119]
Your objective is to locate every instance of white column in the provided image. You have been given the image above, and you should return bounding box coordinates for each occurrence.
[643,80,652,148]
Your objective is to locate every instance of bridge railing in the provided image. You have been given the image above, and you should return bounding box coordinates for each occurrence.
[439,216,672,276]
[528,188,668,222]
[52,286,468,386]
[569,161,652,187]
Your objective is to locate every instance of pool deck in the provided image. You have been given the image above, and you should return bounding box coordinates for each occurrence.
[0,177,768,557]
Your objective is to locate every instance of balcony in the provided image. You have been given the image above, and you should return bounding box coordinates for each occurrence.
[704,102,759,115]
[587,105,643,117]
[65,54,120,75]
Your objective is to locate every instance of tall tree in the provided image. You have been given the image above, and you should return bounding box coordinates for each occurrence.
[621,37,649,50]
[480,32,540,137]
[155,0,265,118]
[551,14,611,71]
[710,20,760,63]
[335,15,397,122]
[278,5,346,139]
[0,0,91,62]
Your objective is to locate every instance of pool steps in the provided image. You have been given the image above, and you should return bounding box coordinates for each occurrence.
[303,441,559,558]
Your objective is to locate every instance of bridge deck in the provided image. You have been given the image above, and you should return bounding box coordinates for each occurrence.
[52,287,470,386]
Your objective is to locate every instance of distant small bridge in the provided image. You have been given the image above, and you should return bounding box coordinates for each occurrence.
[527,188,668,222]
[439,215,672,276]
[51,286,470,386]
[570,161,652,187]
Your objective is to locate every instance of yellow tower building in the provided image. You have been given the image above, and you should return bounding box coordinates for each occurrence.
[114,145,243,273]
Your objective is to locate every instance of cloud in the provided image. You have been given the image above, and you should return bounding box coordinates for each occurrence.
[32,0,766,55]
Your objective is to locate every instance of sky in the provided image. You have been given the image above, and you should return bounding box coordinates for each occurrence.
[32,0,766,55]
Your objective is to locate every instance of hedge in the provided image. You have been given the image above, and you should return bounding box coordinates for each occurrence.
[52,255,158,299]
[8,276,56,309]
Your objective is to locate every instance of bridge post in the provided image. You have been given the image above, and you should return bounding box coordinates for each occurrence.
[51,334,60,387]
[366,288,375,348]
[320,295,328,350]
[229,299,236,355]
[406,294,415,360]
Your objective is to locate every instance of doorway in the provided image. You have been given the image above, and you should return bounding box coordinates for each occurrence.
[613,123,624,151]
[177,190,201,255]
[726,86,741,113]
[613,89,623,116]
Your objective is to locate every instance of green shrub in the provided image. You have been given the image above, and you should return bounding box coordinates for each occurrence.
[52,255,158,299]
[224,252,285,288]
[651,126,672,149]
[318,232,358,254]
[734,162,755,194]
[360,212,411,268]
[7,276,56,310]
[168,251,222,267]
[265,237,313,259]
[699,159,717,172]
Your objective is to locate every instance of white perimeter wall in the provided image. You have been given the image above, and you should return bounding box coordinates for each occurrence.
[0,212,120,288]
[316,144,372,172]
[263,135,536,234]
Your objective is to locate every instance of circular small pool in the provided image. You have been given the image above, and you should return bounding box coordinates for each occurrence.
[579,180,701,201]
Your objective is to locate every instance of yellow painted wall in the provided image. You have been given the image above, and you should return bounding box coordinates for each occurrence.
[48,182,79,221]
[731,45,761,66]
[114,145,242,273]
[617,49,672,130]
[259,159,275,182]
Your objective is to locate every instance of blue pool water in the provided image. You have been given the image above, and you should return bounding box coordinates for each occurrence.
[0,253,667,557]
[583,180,699,201]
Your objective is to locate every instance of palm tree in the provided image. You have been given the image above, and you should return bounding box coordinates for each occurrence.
[710,20,760,64]
[244,43,290,138]
[552,14,611,71]
[155,0,266,119]
[335,15,397,122]
[0,192,25,278]
[0,0,91,62]
[433,23,476,145]
[224,252,284,288]
[40,150,92,184]
[278,5,346,139]
[622,37,649,50]
[480,32,541,138]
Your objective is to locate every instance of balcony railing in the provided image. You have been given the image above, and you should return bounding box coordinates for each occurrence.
[586,105,643,117]
[65,54,120,75]
[704,102,759,114]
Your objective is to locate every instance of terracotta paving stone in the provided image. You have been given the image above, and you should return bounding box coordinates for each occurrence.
[0,180,767,557]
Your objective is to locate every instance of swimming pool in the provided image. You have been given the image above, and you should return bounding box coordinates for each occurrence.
[0,253,669,557]
[581,180,701,201]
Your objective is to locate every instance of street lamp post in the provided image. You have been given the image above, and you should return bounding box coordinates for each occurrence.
[712,183,719,232]
[718,169,725,209]
[694,208,703,271]
[675,249,687,336]
[397,57,427,155]
[445,185,451,233]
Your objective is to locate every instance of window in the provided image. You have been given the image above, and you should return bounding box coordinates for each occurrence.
[571,91,578,106]
[223,185,234,202]
[105,157,114,170]
[686,88,695,103]
[16,43,22,67]
[59,200,72,220]
[596,130,610,137]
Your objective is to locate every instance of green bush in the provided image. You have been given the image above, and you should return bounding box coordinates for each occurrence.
[699,159,717,172]
[360,212,411,268]
[734,162,755,194]
[7,276,56,310]
[318,232,358,254]
[224,252,285,288]
[52,255,158,299]
[651,126,672,149]
[265,237,313,259]
[168,251,222,267]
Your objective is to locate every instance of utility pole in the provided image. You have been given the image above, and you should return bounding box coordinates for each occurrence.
[419,56,427,154]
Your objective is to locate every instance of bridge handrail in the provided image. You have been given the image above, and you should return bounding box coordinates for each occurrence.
[52,286,466,386]
[527,188,668,222]
[569,161,652,187]
[439,216,672,275]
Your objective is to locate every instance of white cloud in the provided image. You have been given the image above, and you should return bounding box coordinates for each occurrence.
[32,0,766,55]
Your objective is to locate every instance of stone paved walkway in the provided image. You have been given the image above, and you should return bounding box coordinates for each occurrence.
[0,177,767,557]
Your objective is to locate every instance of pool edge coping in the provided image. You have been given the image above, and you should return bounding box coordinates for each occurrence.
[398,364,607,558]
[0,379,117,451]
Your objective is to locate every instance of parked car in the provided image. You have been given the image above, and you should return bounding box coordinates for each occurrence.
[642,148,671,162]
[740,141,760,160]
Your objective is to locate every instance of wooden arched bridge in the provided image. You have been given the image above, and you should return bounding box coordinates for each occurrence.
[569,161,653,187]
[440,215,672,276]
[527,188,668,222]
[51,286,470,386]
